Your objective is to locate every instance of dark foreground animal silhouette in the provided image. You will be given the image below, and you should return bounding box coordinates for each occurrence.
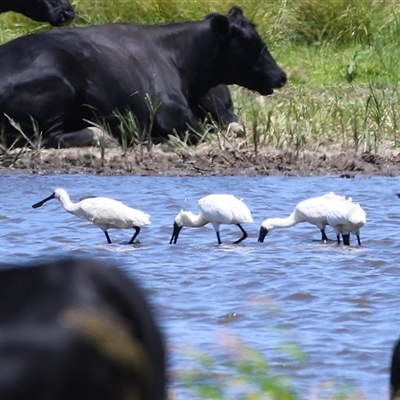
[0,0,74,26]
[0,258,166,400]
[0,6,286,148]
[391,339,400,399]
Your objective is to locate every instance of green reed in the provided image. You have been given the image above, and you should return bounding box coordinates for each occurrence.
[231,82,400,157]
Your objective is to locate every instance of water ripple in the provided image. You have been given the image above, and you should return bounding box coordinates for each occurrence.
[0,173,399,399]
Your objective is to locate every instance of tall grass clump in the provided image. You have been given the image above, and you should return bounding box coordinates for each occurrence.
[112,95,161,162]
[73,0,263,25]
[231,83,400,155]
[283,0,376,45]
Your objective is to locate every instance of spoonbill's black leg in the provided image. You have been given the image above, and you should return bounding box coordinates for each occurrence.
[321,230,328,242]
[233,224,247,244]
[342,234,350,246]
[336,235,341,244]
[104,231,112,244]
[216,231,222,245]
[129,227,141,244]
[357,235,361,245]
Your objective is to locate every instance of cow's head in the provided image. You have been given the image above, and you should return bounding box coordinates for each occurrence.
[13,0,75,26]
[208,6,287,95]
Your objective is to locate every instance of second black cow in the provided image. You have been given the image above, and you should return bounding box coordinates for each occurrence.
[0,0,75,26]
[0,6,286,148]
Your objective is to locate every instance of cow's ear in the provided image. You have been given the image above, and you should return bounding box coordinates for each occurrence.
[209,14,231,38]
[228,6,244,18]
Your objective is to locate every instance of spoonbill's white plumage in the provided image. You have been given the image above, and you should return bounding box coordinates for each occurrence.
[258,192,350,243]
[325,201,366,245]
[32,188,150,244]
[169,194,253,245]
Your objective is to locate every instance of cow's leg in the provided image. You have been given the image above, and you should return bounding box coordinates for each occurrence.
[2,71,85,149]
[42,127,115,148]
[227,122,244,134]
[155,102,204,144]
[194,86,244,137]
[197,85,238,126]
[42,128,96,148]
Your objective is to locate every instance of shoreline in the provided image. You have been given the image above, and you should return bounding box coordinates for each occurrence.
[1,144,400,177]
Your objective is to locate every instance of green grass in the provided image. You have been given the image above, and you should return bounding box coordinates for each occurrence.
[2,0,400,155]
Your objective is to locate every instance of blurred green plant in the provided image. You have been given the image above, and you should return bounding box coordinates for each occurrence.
[179,332,301,400]
[176,327,365,400]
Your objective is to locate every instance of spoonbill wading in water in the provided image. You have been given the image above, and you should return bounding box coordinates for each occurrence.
[325,201,366,245]
[170,194,253,245]
[32,188,150,244]
[258,192,350,243]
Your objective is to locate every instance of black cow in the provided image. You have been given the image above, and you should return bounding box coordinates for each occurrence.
[0,258,166,400]
[0,6,286,148]
[0,0,75,26]
[391,339,400,399]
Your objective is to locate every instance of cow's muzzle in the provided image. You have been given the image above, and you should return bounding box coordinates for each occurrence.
[52,8,75,26]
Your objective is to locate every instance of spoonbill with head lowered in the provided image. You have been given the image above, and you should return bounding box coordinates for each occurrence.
[325,201,366,245]
[32,188,150,244]
[258,192,349,243]
[169,194,253,245]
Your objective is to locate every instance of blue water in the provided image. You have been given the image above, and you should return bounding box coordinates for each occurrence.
[0,173,399,399]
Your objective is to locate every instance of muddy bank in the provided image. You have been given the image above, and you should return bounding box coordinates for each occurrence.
[1,143,400,176]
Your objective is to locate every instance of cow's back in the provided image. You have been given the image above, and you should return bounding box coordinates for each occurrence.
[0,24,169,114]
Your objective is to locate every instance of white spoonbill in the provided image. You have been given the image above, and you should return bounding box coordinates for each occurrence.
[169,194,253,245]
[326,201,366,245]
[258,192,350,243]
[32,188,150,244]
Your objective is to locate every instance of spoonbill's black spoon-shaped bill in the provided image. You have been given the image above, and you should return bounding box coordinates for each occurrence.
[170,194,253,245]
[258,192,355,243]
[32,188,150,244]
